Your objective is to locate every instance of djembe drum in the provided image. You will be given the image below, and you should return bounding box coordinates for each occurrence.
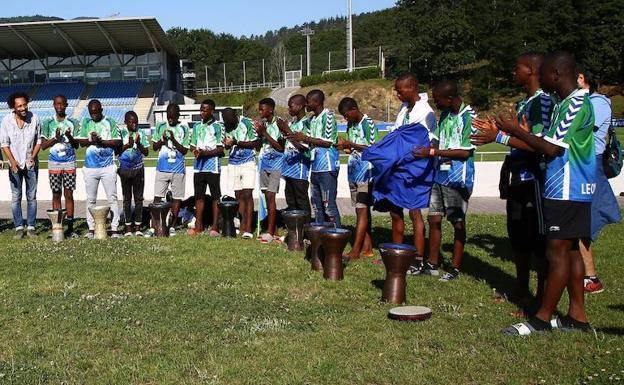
[303,222,335,271]
[319,228,352,281]
[149,202,171,237]
[282,210,308,251]
[379,243,417,304]
[388,306,432,322]
[219,200,239,238]
[89,206,110,240]
[47,208,67,242]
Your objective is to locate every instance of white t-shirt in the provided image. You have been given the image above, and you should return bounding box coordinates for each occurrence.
[392,93,438,139]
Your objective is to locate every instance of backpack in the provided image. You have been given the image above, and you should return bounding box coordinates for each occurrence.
[602,123,622,179]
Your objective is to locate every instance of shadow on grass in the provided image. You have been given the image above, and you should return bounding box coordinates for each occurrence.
[469,233,514,264]
[594,327,624,336]
[607,304,624,312]
[371,279,384,291]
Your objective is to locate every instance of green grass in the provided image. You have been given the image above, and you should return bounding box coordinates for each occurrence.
[0,214,622,384]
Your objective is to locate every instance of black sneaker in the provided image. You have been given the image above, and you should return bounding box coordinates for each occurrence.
[439,267,460,282]
[406,259,424,276]
[421,262,440,276]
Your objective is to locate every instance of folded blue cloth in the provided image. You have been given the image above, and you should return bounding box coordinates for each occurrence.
[362,123,434,210]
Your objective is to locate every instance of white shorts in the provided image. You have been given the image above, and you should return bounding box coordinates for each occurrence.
[229,162,256,191]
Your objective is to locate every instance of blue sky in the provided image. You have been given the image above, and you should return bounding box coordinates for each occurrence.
[2,0,397,36]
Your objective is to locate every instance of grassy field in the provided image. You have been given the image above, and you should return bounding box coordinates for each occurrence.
[0,214,622,384]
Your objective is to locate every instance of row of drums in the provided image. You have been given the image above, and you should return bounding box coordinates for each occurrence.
[46,202,432,318]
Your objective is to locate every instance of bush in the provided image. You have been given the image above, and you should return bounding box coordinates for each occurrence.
[299,67,380,87]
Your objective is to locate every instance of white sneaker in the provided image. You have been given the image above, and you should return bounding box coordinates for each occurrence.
[169,227,177,237]
[85,232,94,239]
[144,228,155,238]
[124,232,133,237]
[111,233,122,239]
[242,232,254,240]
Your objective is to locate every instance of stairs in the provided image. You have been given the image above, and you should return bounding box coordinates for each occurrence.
[133,82,157,124]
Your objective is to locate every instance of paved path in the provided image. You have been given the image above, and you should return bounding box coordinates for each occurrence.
[270,87,301,107]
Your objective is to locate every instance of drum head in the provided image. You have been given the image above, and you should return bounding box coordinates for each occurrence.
[388,306,432,321]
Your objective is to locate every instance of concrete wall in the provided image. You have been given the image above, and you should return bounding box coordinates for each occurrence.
[1,162,623,201]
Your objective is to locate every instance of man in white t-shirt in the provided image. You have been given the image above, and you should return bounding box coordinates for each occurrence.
[390,73,438,273]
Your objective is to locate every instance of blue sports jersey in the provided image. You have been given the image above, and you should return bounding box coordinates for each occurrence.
[282,117,311,180]
[78,117,120,168]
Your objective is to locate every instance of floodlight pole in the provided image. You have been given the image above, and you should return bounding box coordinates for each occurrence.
[346,0,353,72]
[299,27,314,76]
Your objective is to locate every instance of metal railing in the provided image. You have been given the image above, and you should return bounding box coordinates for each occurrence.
[196,81,284,95]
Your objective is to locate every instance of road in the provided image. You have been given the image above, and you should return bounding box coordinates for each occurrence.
[270,86,301,107]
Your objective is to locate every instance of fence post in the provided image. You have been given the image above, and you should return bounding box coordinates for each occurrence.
[262,58,266,86]
[328,51,331,72]
[243,60,246,92]
[223,63,227,92]
[205,65,208,89]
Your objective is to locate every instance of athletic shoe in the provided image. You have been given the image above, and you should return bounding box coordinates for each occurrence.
[26,227,37,238]
[124,232,133,237]
[406,260,424,276]
[111,232,122,239]
[84,232,94,239]
[421,262,440,276]
[143,228,155,238]
[439,268,460,282]
[13,228,24,240]
[134,230,144,237]
[242,232,254,240]
[169,228,177,237]
[65,231,80,239]
[584,277,604,294]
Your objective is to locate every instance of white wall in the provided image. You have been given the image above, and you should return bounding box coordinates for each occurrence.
[1,162,623,201]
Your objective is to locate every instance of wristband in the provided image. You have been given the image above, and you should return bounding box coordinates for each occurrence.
[495,131,511,146]
[429,148,436,157]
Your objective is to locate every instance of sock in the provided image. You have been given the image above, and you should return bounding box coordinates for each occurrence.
[527,316,552,331]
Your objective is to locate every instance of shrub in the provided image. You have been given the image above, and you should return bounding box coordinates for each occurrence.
[299,67,380,87]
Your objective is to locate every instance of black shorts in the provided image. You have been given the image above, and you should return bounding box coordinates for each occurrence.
[506,181,545,253]
[193,172,221,200]
[543,199,591,240]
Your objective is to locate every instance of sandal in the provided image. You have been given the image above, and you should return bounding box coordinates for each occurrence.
[209,229,221,237]
[550,315,591,332]
[501,317,551,336]
[187,228,203,236]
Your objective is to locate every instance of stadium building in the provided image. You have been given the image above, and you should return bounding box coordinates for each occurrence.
[0,17,189,125]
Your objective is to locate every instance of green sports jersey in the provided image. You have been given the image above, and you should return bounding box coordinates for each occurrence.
[119,128,149,170]
[542,88,595,202]
[191,119,224,173]
[41,116,80,164]
[78,116,119,168]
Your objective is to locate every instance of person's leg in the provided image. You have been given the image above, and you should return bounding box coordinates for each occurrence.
[534,239,573,323]
[64,187,75,235]
[169,173,186,229]
[579,242,596,276]
[101,166,120,232]
[193,173,208,233]
[9,169,24,229]
[83,167,99,232]
[24,167,38,230]
[119,170,134,230]
[235,189,245,230]
[426,184,445,266]
[450,220,466,269]
[427,215,443,266]
[293,179,312,217]
[51,173,62,210]
[133,168,145,229]
[567,239,589,322]
[284,177,296,211]
[362,208,373,255]
[265,190,277,235]
[242,189,254,234]
[323,171,341,227]
[389,207,405,244]
[208,173,221,232]
[345,207,369,259]
[409,209,426,260]
[309,172,324,222]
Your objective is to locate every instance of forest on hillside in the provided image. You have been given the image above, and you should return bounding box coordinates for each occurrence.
[166,0,623,91]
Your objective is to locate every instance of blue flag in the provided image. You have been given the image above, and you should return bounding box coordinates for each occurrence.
[362,122,434,210]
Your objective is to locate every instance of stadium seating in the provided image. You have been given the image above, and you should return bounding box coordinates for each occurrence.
[30,82,84,108]
[0,85,32,109]
[79,80,144,122]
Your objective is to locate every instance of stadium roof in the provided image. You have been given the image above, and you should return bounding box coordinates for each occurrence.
[0,17,178,60]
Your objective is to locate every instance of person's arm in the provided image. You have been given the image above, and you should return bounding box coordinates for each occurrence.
[41,126,60,151]
[255,120,284,152]
[152,124,166,152]
[471,116,537,152]
[496,111,563,158]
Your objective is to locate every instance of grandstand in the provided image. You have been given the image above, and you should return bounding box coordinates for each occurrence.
[0,17,183,125]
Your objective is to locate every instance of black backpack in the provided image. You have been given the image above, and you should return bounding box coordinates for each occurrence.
[602,123,622,179]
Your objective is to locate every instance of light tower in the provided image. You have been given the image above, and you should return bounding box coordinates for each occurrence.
[346,0,354,72]
[300,27,315,76]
